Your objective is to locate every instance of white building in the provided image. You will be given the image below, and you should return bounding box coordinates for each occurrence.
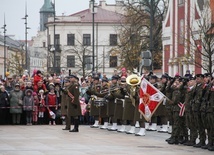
[31,0,125,77]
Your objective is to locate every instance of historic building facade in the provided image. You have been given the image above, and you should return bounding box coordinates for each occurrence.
[162,0,212,76]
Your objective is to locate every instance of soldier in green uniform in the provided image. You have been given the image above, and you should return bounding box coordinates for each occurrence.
[86,75,101,128]
[67,75,81,132]
[93,78,109,129]
[183,76,197,146]
[200,73,213,149]
[168,78,184,144]
[104,75,119,130]
[108,76,126,131]
[208,77,214,151]
[157,73,168,133]
[192,74,206,147]
[61,78,71,130]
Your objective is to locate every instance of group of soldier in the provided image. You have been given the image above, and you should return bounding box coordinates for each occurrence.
[60,70,214,152]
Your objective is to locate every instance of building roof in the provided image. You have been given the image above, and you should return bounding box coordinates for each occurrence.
[0,34,23,50]
[69,7,124,23]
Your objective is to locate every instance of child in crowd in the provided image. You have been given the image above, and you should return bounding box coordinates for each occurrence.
[23,89,34,125]
[38,89,46,124]
[46,87,58,125]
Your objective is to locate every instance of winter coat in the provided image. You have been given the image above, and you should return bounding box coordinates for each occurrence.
[10,90,23,114]
[23,95,34,111]
[0,90,10,107]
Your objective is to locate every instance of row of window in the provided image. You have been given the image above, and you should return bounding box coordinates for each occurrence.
[52,34,118,46]
[54,55,117,68]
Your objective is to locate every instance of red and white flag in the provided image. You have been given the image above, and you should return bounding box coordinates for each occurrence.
[139,78,165,122]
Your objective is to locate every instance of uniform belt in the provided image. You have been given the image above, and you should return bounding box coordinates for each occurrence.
[125,95,129,98]
[115,98,125,108]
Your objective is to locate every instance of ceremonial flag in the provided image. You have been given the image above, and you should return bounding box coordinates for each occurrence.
[139,78,165,121]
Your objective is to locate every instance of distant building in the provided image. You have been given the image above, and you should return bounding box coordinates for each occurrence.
[32,0,125,77]
[0,34,24,78]
[162,0,213,76]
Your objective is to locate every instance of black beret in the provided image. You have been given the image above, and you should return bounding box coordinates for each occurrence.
[195,74,204,78]
[150,75,158,79]
[161,73,169,79]
[204,73,212,77]
[70,74,78,80]
[102,78,108,82]
[111,75,118,80]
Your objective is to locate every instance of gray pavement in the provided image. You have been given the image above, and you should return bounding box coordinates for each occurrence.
[0,125,213,155]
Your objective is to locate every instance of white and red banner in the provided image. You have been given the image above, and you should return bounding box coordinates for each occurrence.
[139,78,165,122]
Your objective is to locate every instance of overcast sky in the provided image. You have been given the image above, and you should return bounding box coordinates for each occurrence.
[0,0,115,40]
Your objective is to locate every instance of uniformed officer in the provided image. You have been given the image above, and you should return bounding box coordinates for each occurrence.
[86,75,101,128]
[183,76,197,146]
[61,77,71,130]
[67,75,81,132]
[200,73,213,149]
[108,76,126,131]
[191,74,206,147]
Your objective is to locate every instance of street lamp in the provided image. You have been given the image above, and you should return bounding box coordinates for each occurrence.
[22,3,30,71]
[53,0,56,74]
[1,14,7,79]
[90,0,96,72]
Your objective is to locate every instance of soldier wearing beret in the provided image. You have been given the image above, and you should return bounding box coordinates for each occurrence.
[183,76,197,146]
[191,74,206,147]
[200,73,213,149]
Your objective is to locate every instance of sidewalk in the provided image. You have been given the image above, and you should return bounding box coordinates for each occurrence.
[0,125,213,155]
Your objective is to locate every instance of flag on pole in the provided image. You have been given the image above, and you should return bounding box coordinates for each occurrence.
[139,78,165,122]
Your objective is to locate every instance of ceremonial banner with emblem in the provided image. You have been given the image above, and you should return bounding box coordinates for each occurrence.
[139,78,165,121]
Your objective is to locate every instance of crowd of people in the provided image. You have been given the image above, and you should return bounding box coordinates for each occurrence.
[0,68,213,151]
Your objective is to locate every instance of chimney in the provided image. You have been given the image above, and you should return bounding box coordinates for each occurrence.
[99,0,106,7]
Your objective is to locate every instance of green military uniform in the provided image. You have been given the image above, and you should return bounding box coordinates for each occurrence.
[207,82,214,151]
[168,83,183,144]
[183,84,197,146]
[122,85,135,122]
[200,82,213,149]
[67,81,81,132]
[192,82,206,147]
[106,83,118,117]
[87,84,101,117]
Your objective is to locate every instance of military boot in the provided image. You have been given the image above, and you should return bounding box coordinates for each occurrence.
[193,141,205,148]
[168,137,179,145]
[208,145,214,151]
[179,136,188,144]
[165,136,172,142]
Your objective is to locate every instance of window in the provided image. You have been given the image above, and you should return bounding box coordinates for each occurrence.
[67,55,75,67]
[178,0,184,5]
[110,34,118,46]
[109,56,117,67]
[83,55,92,70]
[179,19,184,44]
[83,34,91,46]
[55,34,60,45]
[67,34,75,46]
[43,42,46,47]
[55,56,61,67]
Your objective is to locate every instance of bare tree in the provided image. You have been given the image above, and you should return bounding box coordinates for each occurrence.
[184,2,214,74]
[115,0,167,71]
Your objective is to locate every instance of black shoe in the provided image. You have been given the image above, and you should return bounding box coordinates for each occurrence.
[208,146,214,151]
[168,139,179,145]
[201,144,211,149]
[186,141,196,146]
[69,128,79,132]
[193,142,205,148]
[165,137,172,142]
[62,128,70,130]
[179,139,188,144]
